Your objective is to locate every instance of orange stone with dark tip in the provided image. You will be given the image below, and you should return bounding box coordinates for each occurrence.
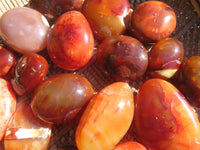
[134,78,200,150]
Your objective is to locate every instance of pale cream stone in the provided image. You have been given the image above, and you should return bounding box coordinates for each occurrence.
[0,7,49,53]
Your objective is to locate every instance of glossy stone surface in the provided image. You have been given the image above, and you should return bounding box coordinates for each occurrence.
[134,79,200,150]
[0,46,15,77]
[181,56,200,105]
[147,38,184,79]
[0,7,49,54]
[31,73,94,124]
[130,1,176,43]
[4,102,52,150]
[28,0,84,23]
[96,35,148,82]
[81,0,130,41]
[76,82,134,150]
[113,141,147,150]
[11,53,49,95]
[0,78,16,141]
[47,11,94,71]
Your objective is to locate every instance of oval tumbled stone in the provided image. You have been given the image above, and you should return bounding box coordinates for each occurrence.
[0,7,49,54]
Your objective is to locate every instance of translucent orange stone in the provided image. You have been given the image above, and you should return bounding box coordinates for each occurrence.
[134,79,200,150]
[47,11,94,71]
[76,82,134,150]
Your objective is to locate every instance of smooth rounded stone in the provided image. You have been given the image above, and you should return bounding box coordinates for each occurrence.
[134,79,200,150]
[76,82,134,150]
[0,7,50,54]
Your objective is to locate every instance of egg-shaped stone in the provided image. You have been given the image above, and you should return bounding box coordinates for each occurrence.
[47,11,94,71]
[0,7,49,54]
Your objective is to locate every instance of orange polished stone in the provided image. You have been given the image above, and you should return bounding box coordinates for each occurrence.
[130,1,176,43]
[76,82,134,150]
[47,11,94,71]
[134,79,200,150]
[113,141,146,150]
[81,0,130,41]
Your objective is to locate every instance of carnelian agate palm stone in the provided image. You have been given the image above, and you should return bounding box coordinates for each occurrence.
[76,82,134,150]
[130,1,176,43]
[47,11,94,71]
[134,79,200,150]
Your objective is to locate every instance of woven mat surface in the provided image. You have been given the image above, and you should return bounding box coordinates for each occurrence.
[0,0,200,149]
[0,0,29,16]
